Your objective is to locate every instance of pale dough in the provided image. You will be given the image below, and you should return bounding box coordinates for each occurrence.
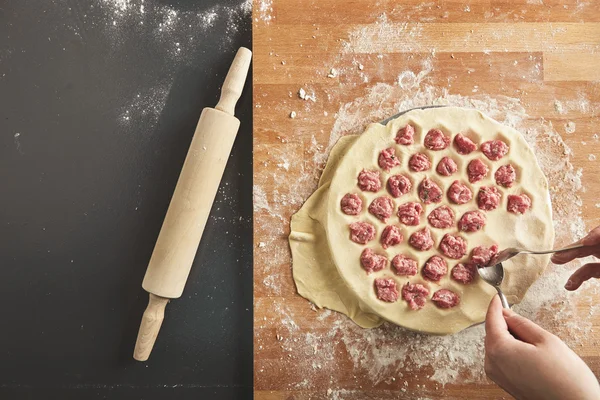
[290,107,554,334]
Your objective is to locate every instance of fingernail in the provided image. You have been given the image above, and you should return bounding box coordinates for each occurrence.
[564,279,574,290]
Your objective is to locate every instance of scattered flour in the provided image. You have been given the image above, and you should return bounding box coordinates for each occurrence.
[565,121,576,134]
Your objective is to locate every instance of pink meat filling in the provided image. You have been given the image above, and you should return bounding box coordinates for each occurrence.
[349,221,376,244]
[378,147,401,171]
[368,196,394,222]
[357,169,382,192]
[402,282,430,310]
[392,254,418,276]
[408,153,431,172]
[451,262,477,284]
[374,278,399,302]
[387,174,412,198]
[507,194,532,214]
[458,210,486,232]
[453,133,477,154]
[439,233,468,259]
[397,202,424,226]
[418,178,443,204]
[481,140,509,161]
[427,205,455,229]
[422,256,448,282]
[436,156,458,176]
[470,244,499,267]
[409,227,434,251]
[340,193,363,215]
[495,164,516,188]
[467,159,489,183]
[395,124,415,145]
[381,225,404,249]
[360,248,387,274]
[424,128,451,150]
[477,186,502,211]
[447,180,473,205]
[432,289,460,308]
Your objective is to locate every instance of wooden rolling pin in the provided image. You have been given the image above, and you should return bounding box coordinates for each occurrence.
[133,47,252,361]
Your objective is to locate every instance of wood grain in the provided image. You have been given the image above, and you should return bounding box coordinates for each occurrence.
[254,0,600,398]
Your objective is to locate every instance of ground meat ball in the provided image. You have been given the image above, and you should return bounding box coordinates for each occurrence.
[439,233,468,259]
[357,169,382,192]
[507,194,532,214]
[418,178,443,204]
[451,262,477,284]
[340,193,363,215]
[453,133,478,154]
[392,254,418,276]
[458,210,486,232]
[495,164,516,188]
[467,159,489,183]
[349,221,376,244]
[436,157,458,176]
[422,256,448,282]
[368,196,394,222]
[381,225,404,249]
[409,227,434,251]
[471,244,499,266]
[374,278,399,303]
[378,147,401,171]
[408,153,431,172]
[360,248,387,274]
[447,181,473,205]
[477,186,502,211]
[432,289,460,308]
[424,129,451,150]
[402,282,430,310]
[387,174,412,198]
[397,202,424,226]
[481,139,509,160]
[395,124,415,145]
[428,205,455,229]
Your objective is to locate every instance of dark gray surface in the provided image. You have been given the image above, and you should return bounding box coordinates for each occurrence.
[0,1,252,398]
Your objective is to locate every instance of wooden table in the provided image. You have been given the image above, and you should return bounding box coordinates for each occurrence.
[253,1,600,398]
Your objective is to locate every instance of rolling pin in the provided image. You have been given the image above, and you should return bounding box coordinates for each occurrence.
[133,47,252,361]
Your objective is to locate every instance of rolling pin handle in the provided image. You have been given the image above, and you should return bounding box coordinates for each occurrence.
[215,47,253,116]
[133,293,170,362]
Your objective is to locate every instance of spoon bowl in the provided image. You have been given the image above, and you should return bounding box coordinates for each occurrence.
[477,262,510,308]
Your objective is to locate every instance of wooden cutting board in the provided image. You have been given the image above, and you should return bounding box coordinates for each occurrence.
[253,1,600,398]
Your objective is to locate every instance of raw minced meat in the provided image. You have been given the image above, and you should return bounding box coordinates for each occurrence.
[378,147,401,171]
[458,210,486,232]
[477,186,502,211]
[436,156,458,176]
[409,227,434,251]
[432,289,460,308]
[507,194,532,214]
[418,178,443,204]
[340,193,362,215]
[408,153,431,172]
[481,139,509,160]
[495,164,516,187]
[447,180,473,205]
[357,169,382,192]
[392,254,418,276]
[349,221,376,244]
[467,159,489,183]
[380,225,404,249]
[439,233,468,259]
[368,196,394,222]
[453,133,477,154]
[422,256,448,282]
[395,124,415,145]
[427,205,455,229]
[397,202,424,226]
[387,174,412,198]
[402,282,430,310]
[451,262,477,284]
[360,248,387,273]
[470,244,499,266]
[374,278,399,302]
[424,128,450,150]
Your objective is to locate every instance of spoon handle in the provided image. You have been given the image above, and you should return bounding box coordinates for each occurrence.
[496,287,510,309]
[524,243,585,256]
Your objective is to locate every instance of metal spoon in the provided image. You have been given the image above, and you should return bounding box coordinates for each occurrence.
[488,243,585,267]
[478,262,510,308]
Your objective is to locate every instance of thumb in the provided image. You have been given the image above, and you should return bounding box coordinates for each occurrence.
[502,308,549,345]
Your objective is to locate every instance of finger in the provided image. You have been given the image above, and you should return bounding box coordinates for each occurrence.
[502,308,548,345]
[552,226,600,264]
[485,295,509,342]
[565,262,600,291]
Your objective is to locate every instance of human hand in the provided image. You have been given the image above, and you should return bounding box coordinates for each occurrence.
[484,296,600,400]
[551,226,600,291]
